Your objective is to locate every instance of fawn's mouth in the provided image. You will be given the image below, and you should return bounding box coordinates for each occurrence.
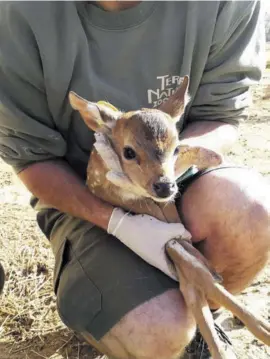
[131,181,177,203]
[133,186,177,203]
[148,186,178,203]
[150,192,177,203]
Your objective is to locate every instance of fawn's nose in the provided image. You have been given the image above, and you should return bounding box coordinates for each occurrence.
[153,181,176,198]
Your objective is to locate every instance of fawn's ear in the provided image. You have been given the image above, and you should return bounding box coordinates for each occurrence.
[69,92,121,133]
[158,75,190,122]
[175,145,223,177]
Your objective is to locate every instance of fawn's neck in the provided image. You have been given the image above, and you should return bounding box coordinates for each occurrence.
[86,148,180,221]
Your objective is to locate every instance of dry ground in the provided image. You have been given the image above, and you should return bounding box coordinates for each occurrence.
[0,70,270,359]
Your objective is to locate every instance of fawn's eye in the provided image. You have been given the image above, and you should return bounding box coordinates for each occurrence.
[174,146,180,156]
[123,146,137,160]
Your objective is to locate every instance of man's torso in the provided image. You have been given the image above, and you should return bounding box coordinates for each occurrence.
[24,1,220,178]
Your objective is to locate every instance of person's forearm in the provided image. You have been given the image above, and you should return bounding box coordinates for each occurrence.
[179,120,239,154]
[18,160,113,230]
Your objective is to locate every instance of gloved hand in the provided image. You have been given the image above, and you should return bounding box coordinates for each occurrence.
[108,208,192,281]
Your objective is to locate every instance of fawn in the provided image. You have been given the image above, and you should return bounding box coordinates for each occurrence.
[69,76,221,220]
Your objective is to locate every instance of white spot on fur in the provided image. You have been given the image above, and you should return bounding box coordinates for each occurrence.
[119,191,141,201]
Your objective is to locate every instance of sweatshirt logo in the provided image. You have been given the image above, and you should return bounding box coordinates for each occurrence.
[147,75,182,108]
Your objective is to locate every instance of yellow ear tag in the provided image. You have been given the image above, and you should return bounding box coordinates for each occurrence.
[97,101,119,112]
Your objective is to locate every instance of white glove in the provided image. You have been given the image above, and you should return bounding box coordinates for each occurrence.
[107,208,192,281]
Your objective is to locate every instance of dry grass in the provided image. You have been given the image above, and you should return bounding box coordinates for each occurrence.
[0,173,82,358]
[0,71,270,358]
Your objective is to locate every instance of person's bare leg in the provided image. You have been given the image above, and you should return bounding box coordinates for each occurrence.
[180,167,270,296]
[82,289,196,359]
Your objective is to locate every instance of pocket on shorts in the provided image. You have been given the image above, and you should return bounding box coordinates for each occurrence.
[54,237,102,333]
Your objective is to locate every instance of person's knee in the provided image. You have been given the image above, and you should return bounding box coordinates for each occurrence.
[101,289,196,359]
[180,167,270,292]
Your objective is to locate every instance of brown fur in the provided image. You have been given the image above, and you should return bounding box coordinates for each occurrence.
[69,75,222,218]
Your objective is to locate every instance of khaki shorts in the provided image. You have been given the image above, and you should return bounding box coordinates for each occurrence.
[36,166,239,340]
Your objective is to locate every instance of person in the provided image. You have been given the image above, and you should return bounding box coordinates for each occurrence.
[0,1,269,358]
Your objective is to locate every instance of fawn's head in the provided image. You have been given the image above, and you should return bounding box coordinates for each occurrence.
[69,77,190,202]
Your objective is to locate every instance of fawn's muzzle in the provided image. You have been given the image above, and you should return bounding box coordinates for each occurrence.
[152,181,176,199]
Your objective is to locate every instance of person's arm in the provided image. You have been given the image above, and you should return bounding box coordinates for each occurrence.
[18,159,191,281]
[181,1,265,154]
[18,160,113,230]
[18,159,113,230]
[179,121,238,154]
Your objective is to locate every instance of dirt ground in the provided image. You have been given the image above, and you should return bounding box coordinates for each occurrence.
[0,68,270,358]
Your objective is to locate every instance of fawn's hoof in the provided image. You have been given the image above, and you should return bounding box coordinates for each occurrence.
[181,323,237,359]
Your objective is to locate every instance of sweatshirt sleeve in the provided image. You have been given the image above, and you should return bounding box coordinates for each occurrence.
[0,3,67,174]
[188,0,266,126]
